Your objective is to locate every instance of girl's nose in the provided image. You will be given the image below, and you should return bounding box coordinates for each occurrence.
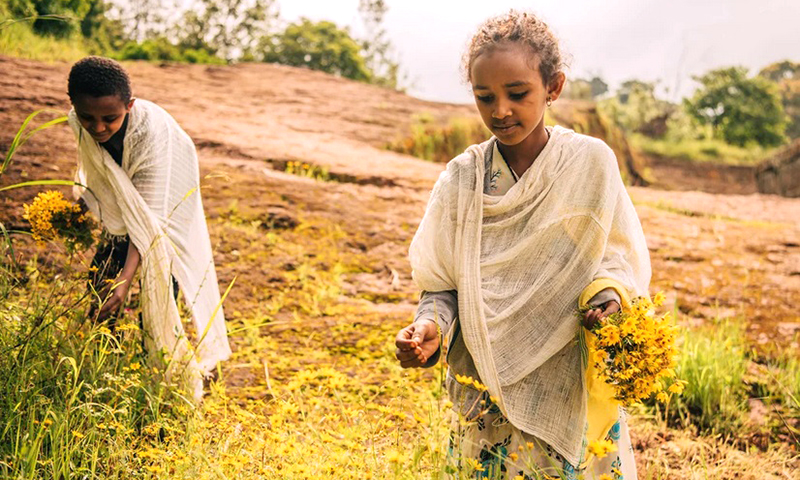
[492,99,512,119]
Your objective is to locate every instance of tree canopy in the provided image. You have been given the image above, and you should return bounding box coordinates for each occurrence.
[261,18,372,82]
[684,66,787,147]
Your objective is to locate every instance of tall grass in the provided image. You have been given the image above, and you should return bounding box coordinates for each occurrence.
[0,257,193,478]
[0,21,89,62]
[663,319,750,436]
[387,113,490,163]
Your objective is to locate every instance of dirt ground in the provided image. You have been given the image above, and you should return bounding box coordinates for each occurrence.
[1,55,799,476]
[2,55,798,346]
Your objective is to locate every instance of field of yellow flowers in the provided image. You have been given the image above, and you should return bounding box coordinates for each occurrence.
[1,57,799,479]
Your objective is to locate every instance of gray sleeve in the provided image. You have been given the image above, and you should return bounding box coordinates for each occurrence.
[415,290,458,337]
[415,290,458,368]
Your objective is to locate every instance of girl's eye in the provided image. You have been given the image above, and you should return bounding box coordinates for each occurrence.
[509,91,529,100]
[102,116,118,123]
[476,95,494,103]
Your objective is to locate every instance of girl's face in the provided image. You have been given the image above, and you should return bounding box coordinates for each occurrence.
[72,94,134,143]
[470,44,563,146]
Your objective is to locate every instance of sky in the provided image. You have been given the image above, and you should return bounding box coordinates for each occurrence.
[279,0,800,104]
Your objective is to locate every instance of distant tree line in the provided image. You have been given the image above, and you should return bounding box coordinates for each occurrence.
[565,61,799,149]
[0,0,403,89]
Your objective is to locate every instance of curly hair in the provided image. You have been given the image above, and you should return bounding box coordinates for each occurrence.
[463,10,567,85]
[68,56,132,103]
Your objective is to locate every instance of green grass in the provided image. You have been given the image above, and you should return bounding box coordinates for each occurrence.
[631,133,776,166]
[666,319,750,436]
[0,20,89,62]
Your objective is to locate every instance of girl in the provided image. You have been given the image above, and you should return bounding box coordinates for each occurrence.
[395,11,650,480]
[67,56,232,401]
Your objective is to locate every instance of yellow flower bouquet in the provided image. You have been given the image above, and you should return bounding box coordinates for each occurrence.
[23,190,96,253]
[583,293,686,406]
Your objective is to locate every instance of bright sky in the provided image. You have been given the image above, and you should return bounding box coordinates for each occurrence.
[279,0,800,104]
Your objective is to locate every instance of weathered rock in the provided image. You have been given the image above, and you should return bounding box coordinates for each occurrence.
[756,139,800,197]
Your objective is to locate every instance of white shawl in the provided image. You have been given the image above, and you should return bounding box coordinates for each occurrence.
[69,99,232,402]
[410,126,651,465]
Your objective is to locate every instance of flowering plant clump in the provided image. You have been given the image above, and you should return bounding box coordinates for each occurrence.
[584,292,686,406]
[23,190,96,253]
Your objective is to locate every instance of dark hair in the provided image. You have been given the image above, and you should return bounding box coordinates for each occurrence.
[463,10,567,85]
[68,56,132,103]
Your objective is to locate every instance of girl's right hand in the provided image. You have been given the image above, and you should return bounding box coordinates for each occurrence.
[395,320,440,368]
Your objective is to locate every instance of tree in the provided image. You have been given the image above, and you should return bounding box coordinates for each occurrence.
[4,0,93,37]
[358,0,400,89]
[599,79,673,136]
[261,18,372,82]
[176,0,278,61]
[684,66,787,147]
[589,76,608,98]
[759,60,800,140]
[561,79,592,100]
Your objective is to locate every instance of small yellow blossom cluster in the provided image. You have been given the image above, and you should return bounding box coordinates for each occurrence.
[285,160,330,181]
[454,374,488,392]
[585,293,686,406]
[587,439,617,458]
[22,190,95,252]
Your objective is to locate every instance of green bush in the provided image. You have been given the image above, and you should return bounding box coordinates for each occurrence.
[117,38,224,64]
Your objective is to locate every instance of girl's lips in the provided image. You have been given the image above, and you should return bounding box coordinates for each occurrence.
[493,124,519,134]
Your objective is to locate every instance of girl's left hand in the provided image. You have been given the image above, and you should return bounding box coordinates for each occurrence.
[582,300,620,329]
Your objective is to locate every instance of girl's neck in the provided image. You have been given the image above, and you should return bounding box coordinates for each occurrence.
[496,121,550,178]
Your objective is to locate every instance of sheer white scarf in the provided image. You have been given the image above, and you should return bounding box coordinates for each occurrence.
[410,126,651,465]
[69,99,232,402]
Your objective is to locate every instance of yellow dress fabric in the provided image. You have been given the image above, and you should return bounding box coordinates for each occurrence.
[579,278,631,467]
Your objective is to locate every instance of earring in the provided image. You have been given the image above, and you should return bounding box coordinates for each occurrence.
[546,96,553,107]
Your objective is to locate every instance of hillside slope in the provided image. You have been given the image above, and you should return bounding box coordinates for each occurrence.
[1,55,799,478]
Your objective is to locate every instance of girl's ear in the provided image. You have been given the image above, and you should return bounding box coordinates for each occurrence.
[547,72,567,103]
[126,98,136,111]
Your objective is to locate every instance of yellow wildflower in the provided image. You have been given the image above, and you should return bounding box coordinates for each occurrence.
[587,439,617,458]
[668,381,686,394]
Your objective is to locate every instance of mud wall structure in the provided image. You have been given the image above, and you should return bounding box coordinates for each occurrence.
[756,139,800,197]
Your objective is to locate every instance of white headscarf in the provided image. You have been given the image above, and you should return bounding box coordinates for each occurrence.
[410,126,651,465]
[69,99,232,401]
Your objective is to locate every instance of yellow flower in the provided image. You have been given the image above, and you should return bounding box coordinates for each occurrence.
[599,475,613,480]
[653,291,666,306]
[386,450,402,464]
[465,458,484,472]
[656,391,669,403]
[587,439,617,458]
[71,430,85,439]
[668,381,686,394]
[597,324,621,346]
[472,379,488,392]
[591,349,607,364]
